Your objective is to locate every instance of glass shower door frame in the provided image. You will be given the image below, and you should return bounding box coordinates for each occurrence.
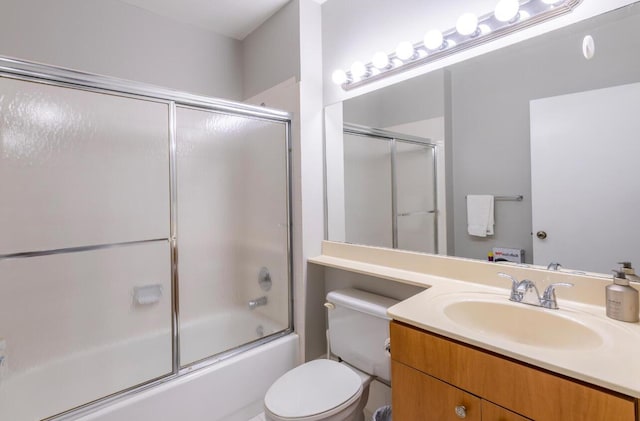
[0,55,294,421]
[343,123,439,253]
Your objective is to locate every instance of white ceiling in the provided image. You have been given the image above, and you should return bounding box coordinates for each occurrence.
[119,0,292,40]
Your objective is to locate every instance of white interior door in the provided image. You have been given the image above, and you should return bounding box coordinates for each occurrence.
[530,82,640,273]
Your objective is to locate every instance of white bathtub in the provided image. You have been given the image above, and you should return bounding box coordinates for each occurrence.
[180,307,284,366]
[79,334,298,421]
[0,307,297,421]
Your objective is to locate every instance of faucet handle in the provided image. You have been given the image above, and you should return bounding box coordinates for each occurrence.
[498,272,518,288]
[498,272,523,301]
[541,282,574,309]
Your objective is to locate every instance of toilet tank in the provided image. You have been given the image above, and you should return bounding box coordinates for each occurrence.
[326,289,399,383]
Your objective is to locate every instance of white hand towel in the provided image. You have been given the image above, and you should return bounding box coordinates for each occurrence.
[467,195,494,237]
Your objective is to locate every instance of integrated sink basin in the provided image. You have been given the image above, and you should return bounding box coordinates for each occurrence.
[433,293,605,350]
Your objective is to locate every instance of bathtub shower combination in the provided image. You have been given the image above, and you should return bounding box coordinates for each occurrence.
[0,57,294,420]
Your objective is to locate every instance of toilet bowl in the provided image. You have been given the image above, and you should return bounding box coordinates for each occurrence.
[264,359,372,421]
[263,289,398,421]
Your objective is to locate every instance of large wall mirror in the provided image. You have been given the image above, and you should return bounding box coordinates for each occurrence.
[325,2,640,275]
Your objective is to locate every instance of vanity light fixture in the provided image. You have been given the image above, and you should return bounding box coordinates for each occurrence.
[424,29,445,50]
[333,0,582,90]
[372,51,391,69]
[495,0,521,22]
[456,13,480,36]
[395,41,416,61]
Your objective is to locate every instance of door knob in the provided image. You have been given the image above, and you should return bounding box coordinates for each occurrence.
[454,405,466,418]
[536,231,547,240]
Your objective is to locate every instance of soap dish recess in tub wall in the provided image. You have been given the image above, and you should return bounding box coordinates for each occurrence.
[133,284,162,305]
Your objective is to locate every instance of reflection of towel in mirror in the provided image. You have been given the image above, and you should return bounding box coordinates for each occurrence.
[467,195,494,237]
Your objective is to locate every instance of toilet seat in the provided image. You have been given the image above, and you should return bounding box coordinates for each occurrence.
[264,359,363,420]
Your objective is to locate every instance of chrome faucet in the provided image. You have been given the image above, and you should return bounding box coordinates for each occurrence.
[515,279,542,306]
[498,273,573,309]
[547,262,562,271]
[248,296,268,310]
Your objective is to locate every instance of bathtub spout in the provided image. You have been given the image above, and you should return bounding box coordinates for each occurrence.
[248,296,267,310]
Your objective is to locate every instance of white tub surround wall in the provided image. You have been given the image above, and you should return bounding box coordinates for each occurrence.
[309,241,640,398]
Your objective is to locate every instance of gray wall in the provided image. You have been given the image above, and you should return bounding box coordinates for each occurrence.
[343,69,446,128]
[0,0,244,99]
[450,5,640,261]
[242,0,301,100]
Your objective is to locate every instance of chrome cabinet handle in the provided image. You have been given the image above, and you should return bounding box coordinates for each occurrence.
[454,405,466,418]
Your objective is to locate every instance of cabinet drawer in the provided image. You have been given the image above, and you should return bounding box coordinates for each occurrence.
[482,401,531,421]
[392,360,481,421]
[391,321,636,421]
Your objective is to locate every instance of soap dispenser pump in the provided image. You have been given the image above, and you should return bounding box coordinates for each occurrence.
[606,269,639,323]
[618,261,640,283]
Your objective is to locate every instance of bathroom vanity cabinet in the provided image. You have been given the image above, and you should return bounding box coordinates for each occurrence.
[390,321,637,421]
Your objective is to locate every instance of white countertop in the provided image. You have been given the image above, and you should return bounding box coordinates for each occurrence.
[310,241,640,398]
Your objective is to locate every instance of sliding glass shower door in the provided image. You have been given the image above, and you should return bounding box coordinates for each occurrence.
[343,126,438,254]
[176,107,291,367]
[343,132,393,248]
[396,140,438,253]
[0,58,292,420]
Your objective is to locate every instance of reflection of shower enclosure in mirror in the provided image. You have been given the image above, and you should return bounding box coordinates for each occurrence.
[343,124,438,253]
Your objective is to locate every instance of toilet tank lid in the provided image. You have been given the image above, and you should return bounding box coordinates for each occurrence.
[264,359,362,418]
[326,288,399,319]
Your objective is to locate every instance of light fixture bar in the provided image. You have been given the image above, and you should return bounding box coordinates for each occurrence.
[336,0,582,91]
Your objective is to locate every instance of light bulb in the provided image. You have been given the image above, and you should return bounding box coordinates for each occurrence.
[395,41,415,61]
[479,24,492,35]
[331,69,347,85]
[495,0,519,22]
[424,30,444,50]
[456,13,478,36]
[372,51,390,69]
[350,61,367,79]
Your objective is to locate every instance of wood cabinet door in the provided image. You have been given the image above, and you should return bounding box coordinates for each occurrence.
[482,400,532,421]
[391,321,637,421]
[392,360,481,421]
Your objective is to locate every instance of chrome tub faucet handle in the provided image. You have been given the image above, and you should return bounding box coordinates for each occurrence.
[248,296,268,310]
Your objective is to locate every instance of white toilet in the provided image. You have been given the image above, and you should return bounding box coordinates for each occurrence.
[264,288,398,421]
